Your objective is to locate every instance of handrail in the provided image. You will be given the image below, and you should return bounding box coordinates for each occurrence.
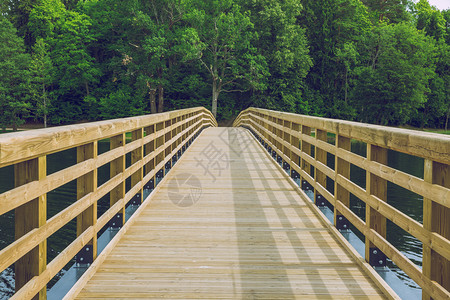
[234,107,450,300]
[0,107,217,299]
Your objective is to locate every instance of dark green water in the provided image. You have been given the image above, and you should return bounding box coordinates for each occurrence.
[0,140,425,298]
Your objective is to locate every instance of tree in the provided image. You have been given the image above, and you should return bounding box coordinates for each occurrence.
[299,0,371,118]
[0,16,31,131]
[125,0,199,114]
[351,23,436,125]
[415,0,446,41]
[239,0,312,113]
[6,0,39,47]
[184,0,268,118]
[361,0,411,23]
[29,38,53,128]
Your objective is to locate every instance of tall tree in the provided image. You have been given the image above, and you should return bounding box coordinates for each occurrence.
[239,0,312,113]
[6,0,39,47]
[185,0,268,118]
[351,23,436,125]
[299,0,371,118]
[29,0,100,124]
[126,0,198,113]
[29,38,53,128]
[415,0,446,40]
[361,0,411,23]
[0,16,31,131]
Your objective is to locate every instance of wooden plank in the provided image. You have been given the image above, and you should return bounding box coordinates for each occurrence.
[11,227,95,300]
[315,129,328,205]
[110,134,126,225]
[77,142,98,262]
[335,199,450,299]
[0,107,214,167]
[69,128,391,300]
[365,144,387,266]
[334,135,351,227]
[14,156,47,300]
[422,160,450,300]
[131,129,144,203]
[236,108,450,164]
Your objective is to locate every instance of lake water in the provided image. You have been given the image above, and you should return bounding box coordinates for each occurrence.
[0,139,425,299]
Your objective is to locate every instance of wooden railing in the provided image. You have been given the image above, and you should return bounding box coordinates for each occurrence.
[0,107,216,299]
[234,107,450,300]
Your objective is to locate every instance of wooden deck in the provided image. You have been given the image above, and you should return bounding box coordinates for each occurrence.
[71,128,391,299]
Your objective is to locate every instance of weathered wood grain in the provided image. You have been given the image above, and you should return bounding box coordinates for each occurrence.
[69,128,392,299]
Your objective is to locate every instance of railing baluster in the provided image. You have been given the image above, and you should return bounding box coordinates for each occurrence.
[14,156,47,300]
[365,144,388,267]
[423,159,450,299]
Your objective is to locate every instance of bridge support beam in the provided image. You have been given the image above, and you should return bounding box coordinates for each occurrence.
[422,160,450,300]
[14,156,47,300]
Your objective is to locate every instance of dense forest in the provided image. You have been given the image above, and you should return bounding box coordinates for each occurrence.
[0,0,449,130]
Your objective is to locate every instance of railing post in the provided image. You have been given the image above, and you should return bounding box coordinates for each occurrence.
[301,125,312,190]
[131,129,144,204]
[164,120,171,175]
[422,160,450,300]
[365,144,387,267]
[76,142,98,264]
[334,135,351,230]
[14,156,47,300]
[110,134,126,227]
[155,122,164,184]
[290,123,300,180]
[315,129,327,206]
[144,125,155,191]
[282,120,291,171]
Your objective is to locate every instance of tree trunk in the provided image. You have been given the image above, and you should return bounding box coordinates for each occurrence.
[43,84,47,128]
[85,81,90,96]
[445,105,450,131]
[150,89,157,114]
[44,98,47,128]
[157,85,164,113]
[212,79,218,118]
[147,81,157,114]
[344,68,348,103]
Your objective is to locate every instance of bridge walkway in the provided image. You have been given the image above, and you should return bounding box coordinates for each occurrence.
[71,127,389,299]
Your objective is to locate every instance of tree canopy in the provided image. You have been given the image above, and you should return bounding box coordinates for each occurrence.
[0,0,448,129]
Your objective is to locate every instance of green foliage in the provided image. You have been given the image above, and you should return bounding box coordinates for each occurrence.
[351,23,436,125]
[361,0,411,23]
[240,0,312,113]
[0,16,32,130]
[184,0,269,117]
[99,89,145,119]
[28,38,53,127]
[0,0,447,129]
[416,0,447,40]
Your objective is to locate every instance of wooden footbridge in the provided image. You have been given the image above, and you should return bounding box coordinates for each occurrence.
[0,107,449,299]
